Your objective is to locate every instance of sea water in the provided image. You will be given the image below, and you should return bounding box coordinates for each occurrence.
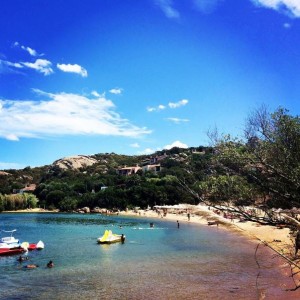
[0,213,299,300]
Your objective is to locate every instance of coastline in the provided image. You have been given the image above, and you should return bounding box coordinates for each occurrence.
[2,208,59,213]
[4,205,298,260]
[3,206,295,255]
[3,204,300,293]
[120,205,297,262]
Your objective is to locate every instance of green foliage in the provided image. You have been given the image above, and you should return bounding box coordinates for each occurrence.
[58,197,77,212]
[204,107,300,209]
[0,193,38,211]
[24,193,39,208]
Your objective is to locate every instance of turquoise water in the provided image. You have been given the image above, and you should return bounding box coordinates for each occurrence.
[0,213,299,300]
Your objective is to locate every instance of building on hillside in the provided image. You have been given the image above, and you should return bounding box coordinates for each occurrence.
[13,184,37,194]
[141,154,168,166]
[116,165,142,176]
[142,164,161,174]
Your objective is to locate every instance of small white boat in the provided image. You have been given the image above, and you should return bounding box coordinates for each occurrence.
[0,230,21,249]
[97,230,125,244]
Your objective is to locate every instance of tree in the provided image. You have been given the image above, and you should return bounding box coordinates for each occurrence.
[24,193,39,208]
[244,107,300,208]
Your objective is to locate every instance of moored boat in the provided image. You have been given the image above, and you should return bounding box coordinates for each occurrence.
[0,247,26,256]
[0,230,21,249]
[97,230,125,244]
[0,230,44,256]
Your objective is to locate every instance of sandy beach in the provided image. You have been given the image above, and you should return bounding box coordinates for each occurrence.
[120,205,299,267]
[6,206,295,256]
[5,205,299,262]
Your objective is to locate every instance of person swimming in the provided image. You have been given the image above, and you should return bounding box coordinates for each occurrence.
[121,234,125,244]
[17,256,29,262]
[47,260,54,268]
[25,264,39,269]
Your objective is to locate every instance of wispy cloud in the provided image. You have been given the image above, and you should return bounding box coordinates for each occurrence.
[0,90,151,141]
[130,142,140,148]
[57,63,87,77]
[0,162,25,170]
[91,91,100,97]
[147,104,166,112]
[1,44,88,78]
[109,88,123,95]
[22,59,53,75]
[137,148,158,155]
[166,117,189,124]
[193,0,223,14]
[137,140,188,155]
[155,0,180,19]
[168,99,188,109]
[164,140,188,149]
[147,99,189,112]
[250,0,300,17]
[0,59,24,74]
[0,58,53,75]
[14,42,41,56]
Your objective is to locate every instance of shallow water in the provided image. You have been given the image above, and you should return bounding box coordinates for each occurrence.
[0,213,299,299]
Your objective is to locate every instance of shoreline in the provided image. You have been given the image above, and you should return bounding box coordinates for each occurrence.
[2,208,59,213]
[3,206,295,254]
[3,205,299,259]
[120,205,300,287]
[120,205,297,261]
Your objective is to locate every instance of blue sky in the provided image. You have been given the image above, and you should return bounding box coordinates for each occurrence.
[1,0,300,169]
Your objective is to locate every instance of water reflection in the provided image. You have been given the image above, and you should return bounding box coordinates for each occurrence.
[1,213,300,299]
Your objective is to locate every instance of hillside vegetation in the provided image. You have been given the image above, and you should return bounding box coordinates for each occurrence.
[1,107,300,215]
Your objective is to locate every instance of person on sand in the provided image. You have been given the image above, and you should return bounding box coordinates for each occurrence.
[187,213,190,221]
[47,260,54,268]
[295,231,300,256]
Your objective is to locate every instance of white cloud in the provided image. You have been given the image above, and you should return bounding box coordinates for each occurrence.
[193,0,223,14]
[147,99,188,112]
[130,143,140,148]
[91,91,100,97]
[0,162,25,170]
[147,104,166,112]
[0,90,151,141]
[166,117,189,124]
[251,0,300,17]
[1,60,23,69]
[14,42,40,56]
[155,0,180,19]
[6,134,19,141]
[57,63,88,77]
[138,148,156,155]
[21,46,37,56]
[283,22,291,28]
[168,99,188,109]
[109,88,123,95]
[147,107,156,112]
[22,59,53,75]
[164,140,188,149]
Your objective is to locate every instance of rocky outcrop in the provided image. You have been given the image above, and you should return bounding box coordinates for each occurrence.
[0,171,11,176]
[52,155,98,170]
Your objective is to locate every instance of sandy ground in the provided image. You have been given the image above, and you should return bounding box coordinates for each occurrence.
[4,208,59,213]
[119,205,296,260]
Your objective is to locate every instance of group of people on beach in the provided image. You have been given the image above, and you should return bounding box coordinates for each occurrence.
[17,256,54,269]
